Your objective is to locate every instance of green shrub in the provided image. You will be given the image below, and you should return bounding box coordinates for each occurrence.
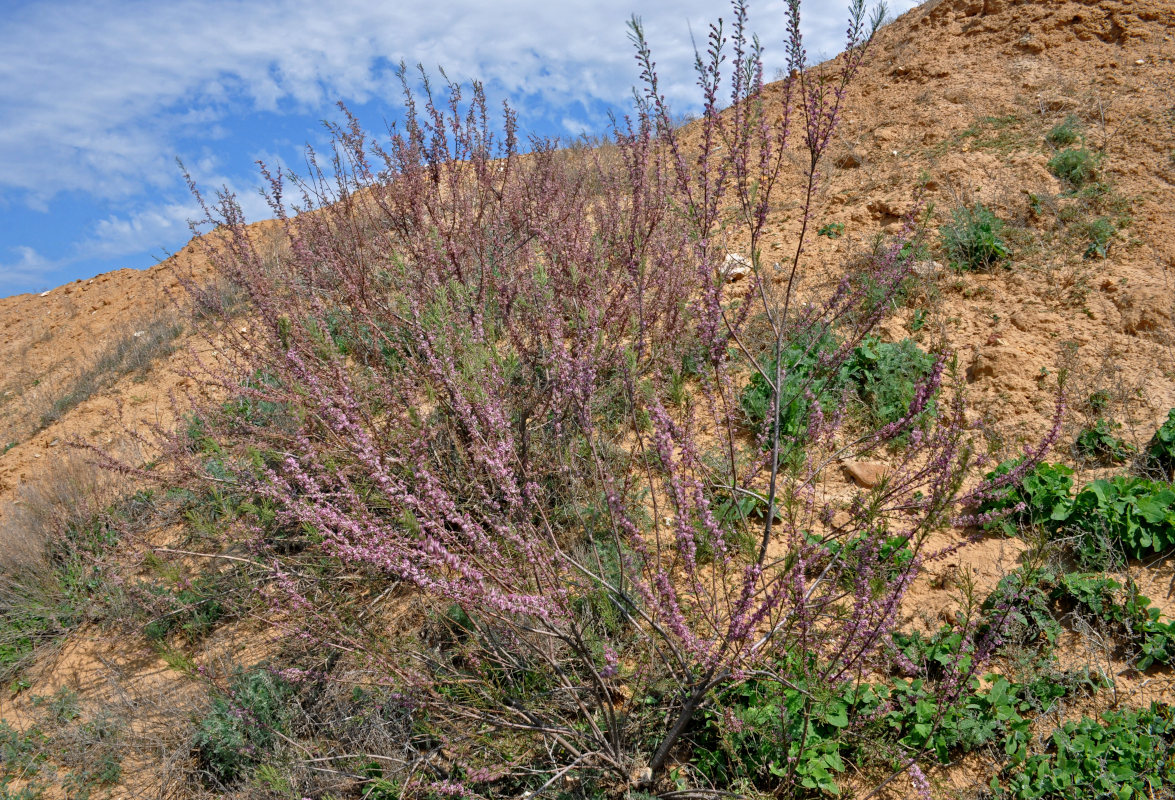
[979,461,1075,538]
[940,203,1010,271]
[691,661,1071,793]
[1068,475,1175,562]
[983,567,1063,648]
[1077,216,1116,259]
[194,669,294,783]
[691,673,859,794]
[741,332,845,446]
[996,703,1175,799]
[1047,147,1100,188]
[1074,418,1136,464]
[742,334,936,454]
[1044,116,1080,147]
[843,336,936,431]
[979,463,1175,565]
[1144,408,1175,477]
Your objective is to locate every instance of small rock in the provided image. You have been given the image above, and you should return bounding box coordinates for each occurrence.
[1037,95,1073,112]
[834,150,862,169]
[723,253,753,283]
[844,461,888,488]
[630,767,653,787]
[47,439,60,447]
[913,260,942,277]
[1135,59,1146,65]
[1017,34,1044,53]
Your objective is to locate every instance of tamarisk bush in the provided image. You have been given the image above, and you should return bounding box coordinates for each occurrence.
[178,0,1059,794]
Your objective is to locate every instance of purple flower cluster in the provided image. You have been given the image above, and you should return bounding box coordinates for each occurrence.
[173,0,1060,792]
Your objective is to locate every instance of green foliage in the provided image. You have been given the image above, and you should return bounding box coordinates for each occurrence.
[0,581,63,687]
[741,334,936,452]
[940,203,1010,271]
[942,114,1029,155]
[1047,147,1100,189]
[1,499,137,687]
[194,669,294,784]
[983,460,1175,566]
[996,703,1175,799]
[38,688,80,724]
[890,626,970,679]
[1000,567,1175,670]
[1144,408,1175,476]
[1069,475,1175,562]
[690,673,862,794]
[984,568,1063,648]
[1077,216,1116,259]
[1074,418,1136,464]
[570,538,641,637]
[690,636,1076,796]
[740,332,844,446]
[817,222,845,239]
[826,534,915,585]
[979,461,1076,538]
[1087,390,1111,414]
[0,722,48,788]
[908,308,927,332]
[142,573,228,643]
[0,703,124,799]
[1045,116,1080,147]
[884,674,1039,765]
[843,336,936,431]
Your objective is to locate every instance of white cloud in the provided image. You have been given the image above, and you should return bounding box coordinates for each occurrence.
[0,0,923,207]
[84,202,200,260]
[0,247,57,292]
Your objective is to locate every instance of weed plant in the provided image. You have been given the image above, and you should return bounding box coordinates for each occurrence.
[1048,147,1101,189]
[195,669,295,784]
[940,203,1010,271]
[1077,216,1116,259]
[1044,116,1080,148]
[1073,418,1136,464]
[997,703,1175,799]
[982,460,1175,567]
[1144,408,1175,478]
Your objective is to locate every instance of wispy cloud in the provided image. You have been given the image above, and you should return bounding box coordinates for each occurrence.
[0,247,57,293]
[0,0,918,206]
[0,0,923,295]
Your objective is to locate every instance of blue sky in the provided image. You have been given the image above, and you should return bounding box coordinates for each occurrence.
[0,0,921,297]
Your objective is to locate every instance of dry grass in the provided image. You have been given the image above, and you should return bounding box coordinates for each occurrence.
[0,311,185,450]
[0,455,132,683]
[0,454,126,571]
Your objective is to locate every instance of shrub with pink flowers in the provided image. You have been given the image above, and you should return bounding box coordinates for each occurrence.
[174,0,1060,795]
